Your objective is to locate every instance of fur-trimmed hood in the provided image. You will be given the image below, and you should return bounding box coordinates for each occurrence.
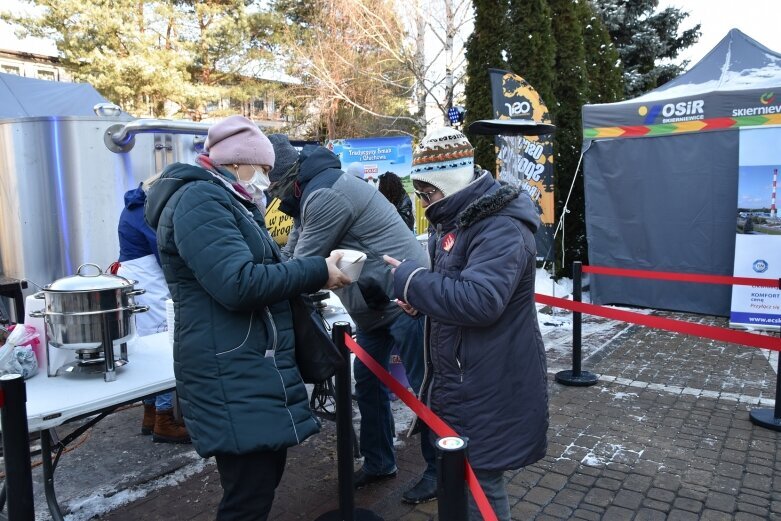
[426,173,540,233]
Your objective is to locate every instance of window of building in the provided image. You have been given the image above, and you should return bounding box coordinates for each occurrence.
[253,99,265,113]
[37,69,56,81]
[1,64,21,75]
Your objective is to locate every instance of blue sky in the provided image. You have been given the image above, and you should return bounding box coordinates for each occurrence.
[738,165,778,209]
[738,128,780,209]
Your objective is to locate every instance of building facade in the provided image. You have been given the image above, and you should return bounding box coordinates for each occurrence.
[0,48,69,82]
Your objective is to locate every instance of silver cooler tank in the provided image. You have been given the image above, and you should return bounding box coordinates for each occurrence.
[0,116,202,288]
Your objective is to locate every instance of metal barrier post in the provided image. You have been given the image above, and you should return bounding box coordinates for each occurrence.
[0,374,35,520]
[555,261,598,386]
[315,323,382,521]
[749,333,781,431]
[436,436,468,521]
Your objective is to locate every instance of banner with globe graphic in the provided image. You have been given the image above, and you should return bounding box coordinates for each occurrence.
[730,127,781,329]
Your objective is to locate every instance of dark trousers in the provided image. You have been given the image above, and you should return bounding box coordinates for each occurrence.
[214,448,287,521]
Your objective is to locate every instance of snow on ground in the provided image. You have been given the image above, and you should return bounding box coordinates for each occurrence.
[534,268,573,299]
[53,453,212,521]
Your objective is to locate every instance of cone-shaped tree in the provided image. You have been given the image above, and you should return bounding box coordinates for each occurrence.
[464,0,508,171]
[506,0,557,112]
[549,0,589,274]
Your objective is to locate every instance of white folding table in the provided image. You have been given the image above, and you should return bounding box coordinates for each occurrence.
[5,333,175,521]
[3,293,354,520]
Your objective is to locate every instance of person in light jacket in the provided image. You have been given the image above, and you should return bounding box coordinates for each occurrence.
[116,178,190,444]
[385,127,549,521]
[144,115,350,521]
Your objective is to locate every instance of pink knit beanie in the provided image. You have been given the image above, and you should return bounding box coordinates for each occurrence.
[205,115,275,167]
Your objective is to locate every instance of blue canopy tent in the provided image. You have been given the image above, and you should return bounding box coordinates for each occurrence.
[0,72,129,119]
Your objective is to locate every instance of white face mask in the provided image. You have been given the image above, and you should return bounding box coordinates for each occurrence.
[239,167,271,210]
[240,168,270,193]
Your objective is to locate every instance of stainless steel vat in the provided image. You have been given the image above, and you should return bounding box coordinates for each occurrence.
[29,263,149,381]
[0,116,202,289]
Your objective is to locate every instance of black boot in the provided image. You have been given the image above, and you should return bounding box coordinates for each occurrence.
[402,476,437,504]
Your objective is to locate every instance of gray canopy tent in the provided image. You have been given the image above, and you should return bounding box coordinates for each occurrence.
[0,72,127,119]
[581,29,781,316]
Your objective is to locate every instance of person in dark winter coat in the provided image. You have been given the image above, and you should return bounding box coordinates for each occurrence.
[144,115,350,521]
[385,127,549,521]
[378,171,415,231]
[116,179,190,444]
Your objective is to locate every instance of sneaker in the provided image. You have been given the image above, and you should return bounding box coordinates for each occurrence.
[141,404,155,435]
[402,476,437,504]
[353,467,397,489]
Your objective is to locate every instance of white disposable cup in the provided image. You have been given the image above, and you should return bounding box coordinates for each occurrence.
[331,249,367,281]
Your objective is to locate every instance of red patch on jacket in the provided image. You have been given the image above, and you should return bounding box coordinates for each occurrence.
[442,232,456,252]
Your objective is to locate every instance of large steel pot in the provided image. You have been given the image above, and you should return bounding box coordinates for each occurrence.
[29,263,148,381]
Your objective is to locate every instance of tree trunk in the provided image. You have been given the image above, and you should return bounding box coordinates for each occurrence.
[414,0,427,137]
[443,0,454,126]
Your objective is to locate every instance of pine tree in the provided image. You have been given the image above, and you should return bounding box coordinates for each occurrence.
[549,0,589,274]
[591,0,700,97]
[506,0,557,112]
[463,0,508,171]
[5,0,282,118]
[581,1,623,104]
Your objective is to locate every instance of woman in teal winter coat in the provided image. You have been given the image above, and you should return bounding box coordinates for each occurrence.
[144,115,349,521]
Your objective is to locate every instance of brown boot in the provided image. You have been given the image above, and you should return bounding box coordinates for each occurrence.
[141,404,156,435]
[152,409,191,444]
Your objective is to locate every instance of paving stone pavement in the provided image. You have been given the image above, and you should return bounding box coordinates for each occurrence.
[20,312,781,520]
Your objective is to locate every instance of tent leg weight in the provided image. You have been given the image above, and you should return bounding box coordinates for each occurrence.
[555,369,598,387]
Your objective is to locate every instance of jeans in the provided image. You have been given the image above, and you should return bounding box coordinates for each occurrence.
[468,469,511,521]
[354,313,435,478]
[143,391,173,411]
[215,448,287,521]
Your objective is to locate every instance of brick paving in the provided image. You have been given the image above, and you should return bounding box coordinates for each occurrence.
[21,312,781,520]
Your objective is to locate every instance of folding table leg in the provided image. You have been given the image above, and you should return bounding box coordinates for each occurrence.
[40,430,65,521]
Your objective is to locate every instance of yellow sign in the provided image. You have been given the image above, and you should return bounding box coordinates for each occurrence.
[265,198,295,246]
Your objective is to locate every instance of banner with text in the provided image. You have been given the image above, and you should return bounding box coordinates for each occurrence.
[489,68,555,261]
[730,127,781,330]
[327,136,413,184]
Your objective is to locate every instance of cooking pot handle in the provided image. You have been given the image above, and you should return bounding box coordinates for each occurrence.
[126,289,146,296]
[33,291,45,299]
[77,263,104,276]
[129,305,149,314]
[29,310,45,318]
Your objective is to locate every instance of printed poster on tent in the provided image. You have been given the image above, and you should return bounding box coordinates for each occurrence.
[489,69,555,262]
[326,136,413,184]
[730,127,781,330]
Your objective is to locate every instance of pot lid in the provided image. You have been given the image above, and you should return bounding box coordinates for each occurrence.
[47,263,134,291]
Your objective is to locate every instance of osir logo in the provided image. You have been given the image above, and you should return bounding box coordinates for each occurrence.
[639,100,705,124]
[760,92,776,105]
[752,259,769,273]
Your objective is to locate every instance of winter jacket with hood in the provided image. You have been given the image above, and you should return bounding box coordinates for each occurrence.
[144,161,328,457]
[392,173,549,471]
[285,146,429,331]
[118,185,159,263]
[117,185,170,336]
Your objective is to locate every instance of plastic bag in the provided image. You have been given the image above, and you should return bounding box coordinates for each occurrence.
[1,324,40,379]
[6,324,41,349]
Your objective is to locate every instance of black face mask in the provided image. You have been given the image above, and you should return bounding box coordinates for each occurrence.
[268,160,302,219]
[278,193,301,220]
